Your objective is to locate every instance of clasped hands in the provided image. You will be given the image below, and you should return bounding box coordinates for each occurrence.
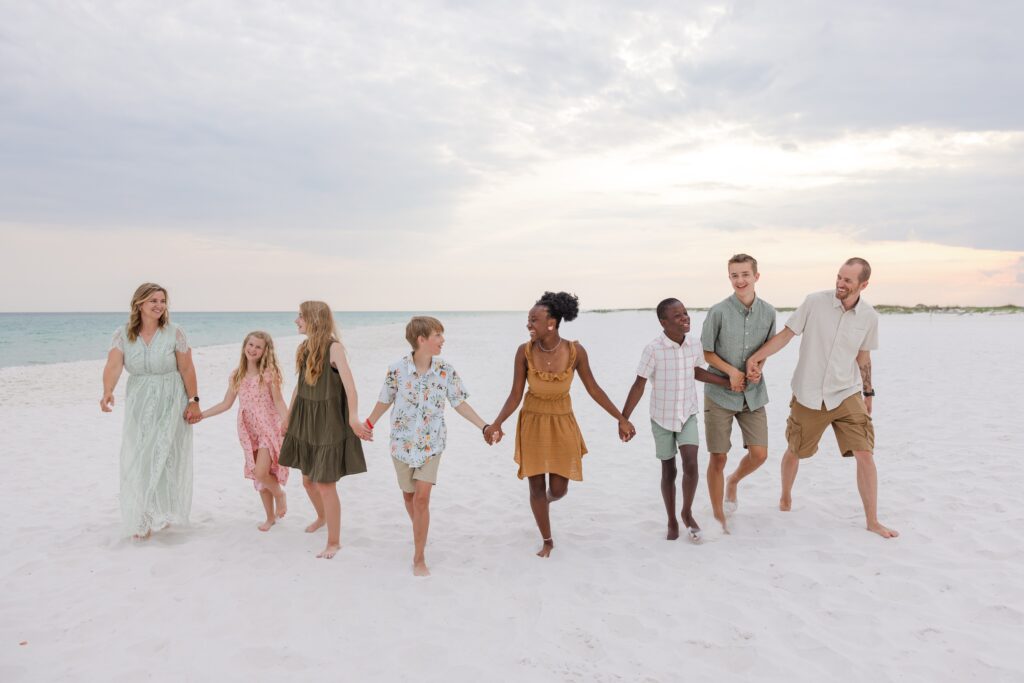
[744,358,764,386]
[183,402,202,424]
[482,424,504,445]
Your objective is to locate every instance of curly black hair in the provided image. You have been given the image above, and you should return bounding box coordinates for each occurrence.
[535,291,580,328]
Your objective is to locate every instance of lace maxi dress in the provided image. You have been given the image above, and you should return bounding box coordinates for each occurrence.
[514,340,588,481]
[111,323,194,537]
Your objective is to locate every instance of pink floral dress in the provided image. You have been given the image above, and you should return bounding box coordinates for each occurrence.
[237,373,289,490]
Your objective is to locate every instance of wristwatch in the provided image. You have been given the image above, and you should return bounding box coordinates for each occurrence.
[190,396,200,403]
[862,390,875,397]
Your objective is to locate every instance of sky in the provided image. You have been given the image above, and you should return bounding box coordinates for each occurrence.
[2,1,1022,311]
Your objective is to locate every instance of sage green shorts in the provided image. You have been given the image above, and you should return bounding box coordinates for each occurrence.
[650,416,699,459]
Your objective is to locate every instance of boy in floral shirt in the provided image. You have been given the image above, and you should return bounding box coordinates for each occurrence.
[366,316,494,576]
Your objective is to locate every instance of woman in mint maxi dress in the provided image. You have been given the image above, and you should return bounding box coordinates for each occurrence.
[101,284,198,539]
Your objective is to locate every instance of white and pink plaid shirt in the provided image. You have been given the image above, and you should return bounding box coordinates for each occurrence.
[636,332,706,432]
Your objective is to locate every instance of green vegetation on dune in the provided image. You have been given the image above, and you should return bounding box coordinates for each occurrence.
[589,305,1022,315]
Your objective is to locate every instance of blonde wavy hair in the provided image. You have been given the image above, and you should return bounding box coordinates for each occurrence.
[127,282,169,342]
[295,301,340,386]
[231,331,284,391]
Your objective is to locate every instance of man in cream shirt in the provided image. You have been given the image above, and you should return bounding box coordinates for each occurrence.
[745,258,898,539]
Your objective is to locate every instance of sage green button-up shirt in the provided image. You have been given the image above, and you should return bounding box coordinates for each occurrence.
[700,294,777,412]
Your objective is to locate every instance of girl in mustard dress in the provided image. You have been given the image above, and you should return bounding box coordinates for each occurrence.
[486,292,636,557]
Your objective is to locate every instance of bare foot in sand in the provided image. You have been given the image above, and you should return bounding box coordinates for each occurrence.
[317,543,341,559]
[536,539,554,557]
[305,518,325,533]
[258,518,275,532]
[412,559,431,577]
[274,492,287,519]
[779,495,792,511]
[724,476,739,513]
[667,521,680,540]
[868,522,899,538]
[713,509,730,534]
[131,530,152,542]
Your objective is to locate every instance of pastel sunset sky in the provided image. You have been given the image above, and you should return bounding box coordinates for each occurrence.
[2,1,1022,310]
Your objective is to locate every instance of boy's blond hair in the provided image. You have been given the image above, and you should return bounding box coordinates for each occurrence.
[406,316,444,350]
[728,253,758,274]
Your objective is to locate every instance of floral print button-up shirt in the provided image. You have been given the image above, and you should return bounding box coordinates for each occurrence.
[378,355,469,467]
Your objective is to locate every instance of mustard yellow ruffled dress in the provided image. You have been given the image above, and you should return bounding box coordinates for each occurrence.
[514,340,588,481]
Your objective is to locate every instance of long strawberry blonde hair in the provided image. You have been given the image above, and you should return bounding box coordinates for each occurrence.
[295,301,340,386]
[126,282,169,342]
[231,331,284,391]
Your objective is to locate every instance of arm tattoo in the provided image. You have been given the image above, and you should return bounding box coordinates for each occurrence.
[859,359,872,392]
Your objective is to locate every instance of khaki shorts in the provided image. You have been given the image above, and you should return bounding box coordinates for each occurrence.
[703,397,769,454]
[392,454,442,493]
[785,394,874,459]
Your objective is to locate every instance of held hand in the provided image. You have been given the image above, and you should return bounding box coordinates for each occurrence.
[350,417,371,440]
[745,358,763,384]
[100,392,115,412]
[618,418,636,443]
[184,402,201,424]
[483,423,503,445]
[362,419,374,442]
[727,368,746,393]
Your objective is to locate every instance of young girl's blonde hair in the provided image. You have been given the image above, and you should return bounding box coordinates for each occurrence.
[231,331,284,391]
[127,282,169,342]
[295,301,340,386]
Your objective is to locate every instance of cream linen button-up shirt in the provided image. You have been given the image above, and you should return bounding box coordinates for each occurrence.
[785,290,879,411]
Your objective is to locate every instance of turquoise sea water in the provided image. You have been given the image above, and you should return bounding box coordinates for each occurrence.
[0,311,502,368]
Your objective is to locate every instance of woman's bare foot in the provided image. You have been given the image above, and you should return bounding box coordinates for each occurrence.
[305,518,326,533]
[536,538,554,558]
[258,518,275,532]
[316,543,341,559]
[667,521,680,540]
[274,492,288,519]
[779,495,792,511]
[412,559,431,577]
[867,521,899,538]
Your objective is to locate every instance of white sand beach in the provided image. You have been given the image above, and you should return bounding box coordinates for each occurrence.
[1,310,1022,682]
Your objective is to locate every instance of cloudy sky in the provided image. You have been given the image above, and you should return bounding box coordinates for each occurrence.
[2,1,1022,310]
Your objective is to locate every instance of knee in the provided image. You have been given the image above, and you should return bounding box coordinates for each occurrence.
[682,460,699,479]
[413,490,431,513]
[749,448,768,466]
[529,482,547,501]
[853,450,874,464]
[302,478,317,492]
[708,454,727,473]
[661,461,677,480]
[549,482,568,499]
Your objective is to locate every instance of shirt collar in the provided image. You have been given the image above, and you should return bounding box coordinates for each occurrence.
[729,293,756,314]
[660,332,686,348]
[404,354,440,377]
[832,295,864,314]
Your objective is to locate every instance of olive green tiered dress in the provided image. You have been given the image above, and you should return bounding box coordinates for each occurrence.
[280,348,366,482]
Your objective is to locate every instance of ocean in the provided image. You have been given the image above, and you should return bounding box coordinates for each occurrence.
[0,311,508,368]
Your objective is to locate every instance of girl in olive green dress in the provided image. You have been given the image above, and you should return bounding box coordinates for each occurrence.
[279,301,371,559]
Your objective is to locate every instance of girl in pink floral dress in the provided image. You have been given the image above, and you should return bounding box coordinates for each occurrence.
[200,331,291,531]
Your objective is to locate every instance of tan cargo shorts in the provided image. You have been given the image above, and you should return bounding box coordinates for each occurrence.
[785,394,874,459]
[392,454,443,493]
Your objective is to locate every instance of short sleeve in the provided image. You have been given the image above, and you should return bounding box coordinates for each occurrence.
[110,327,125,353]
[785,295,813,335]
[636,344,656,379]
[689,336,707,369]
[378,367,399,404]
[766,307,777,341]
[174,326,190,353]
[444,365,468,407]
[700,308,721,352]
[861,315,880,351]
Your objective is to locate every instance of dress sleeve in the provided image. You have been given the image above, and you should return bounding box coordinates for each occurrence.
[445,365,468,407]
[110,327,125,353]
[174,326,190,353]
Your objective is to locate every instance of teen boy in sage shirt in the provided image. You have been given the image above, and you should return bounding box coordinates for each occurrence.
[701,253,777,533]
